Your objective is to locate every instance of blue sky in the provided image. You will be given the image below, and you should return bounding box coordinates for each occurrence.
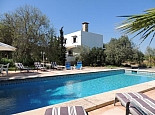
[0,0,155,53]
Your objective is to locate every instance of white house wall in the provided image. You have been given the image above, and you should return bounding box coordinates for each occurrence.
[64,30,103,48]
[64,31,81,47]
[81,31,103,48]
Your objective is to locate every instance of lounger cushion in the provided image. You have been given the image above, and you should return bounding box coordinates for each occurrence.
[115,93,148,107]
[115,93,130,106]
[131,98,155,115]
[44,106,87,115]
[116,93,148,99]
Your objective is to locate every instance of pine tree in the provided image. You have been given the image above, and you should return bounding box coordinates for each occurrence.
[59,27,66,65]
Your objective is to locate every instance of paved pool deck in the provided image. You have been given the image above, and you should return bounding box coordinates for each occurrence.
[0,67,155,115]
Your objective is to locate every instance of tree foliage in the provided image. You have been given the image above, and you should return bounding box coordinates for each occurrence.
[75,46,105,66]
[132,48,144,65]
[58,27,66,65]
[77,36,144,67]
[88,47,106,66]
[145,46,155,56]
[73,45,90,64]
[117,8,155,44]
[105,36,133,66]
[145,46,155,66]
[0,5,56,65]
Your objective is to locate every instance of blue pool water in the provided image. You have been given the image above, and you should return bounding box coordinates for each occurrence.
[0,70,155,115]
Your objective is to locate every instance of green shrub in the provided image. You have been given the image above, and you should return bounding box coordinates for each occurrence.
[139,63,147,68]
[0,58,14,67]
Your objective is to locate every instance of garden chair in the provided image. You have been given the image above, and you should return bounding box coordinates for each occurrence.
[3,63,10,76]
[0,64,3,76]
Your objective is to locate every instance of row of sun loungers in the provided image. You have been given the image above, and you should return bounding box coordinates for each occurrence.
[114,92,155,115]
[15,61,83,72]
[52,62,82,70]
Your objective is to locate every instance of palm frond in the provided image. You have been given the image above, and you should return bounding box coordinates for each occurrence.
[117,8,155,44]
[150,32,155,45]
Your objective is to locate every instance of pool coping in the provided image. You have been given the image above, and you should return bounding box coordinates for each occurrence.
[0,69,124,84]
[0,68,123,82]
[3,68,155,115]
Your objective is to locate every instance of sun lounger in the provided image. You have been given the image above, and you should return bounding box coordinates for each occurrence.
[75,61,82,70]
[65,62,72,70]
[44,106,88,115]
[114,92,148,107]
[51,62,58,70]
[126,97,155,115]
[114,92,155,115]
[15,63,33,72]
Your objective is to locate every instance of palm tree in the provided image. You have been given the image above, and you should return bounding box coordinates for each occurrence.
[116,8,155,44]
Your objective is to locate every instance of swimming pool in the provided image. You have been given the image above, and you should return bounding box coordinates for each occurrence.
[0,70,155,115]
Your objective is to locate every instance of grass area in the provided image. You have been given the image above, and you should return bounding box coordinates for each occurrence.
[8,67,16,71]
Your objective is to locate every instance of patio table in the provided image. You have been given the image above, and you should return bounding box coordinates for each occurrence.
[57,65,65,70]
[46,63,51,70]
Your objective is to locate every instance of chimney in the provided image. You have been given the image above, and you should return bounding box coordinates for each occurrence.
[82,22,89,32]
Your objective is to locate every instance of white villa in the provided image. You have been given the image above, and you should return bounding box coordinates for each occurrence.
[64,22,103,62]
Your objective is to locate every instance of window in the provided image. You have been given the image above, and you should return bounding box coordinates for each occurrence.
[73,37,76,43]
[68,50,73,56]
[72,35,77,43]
